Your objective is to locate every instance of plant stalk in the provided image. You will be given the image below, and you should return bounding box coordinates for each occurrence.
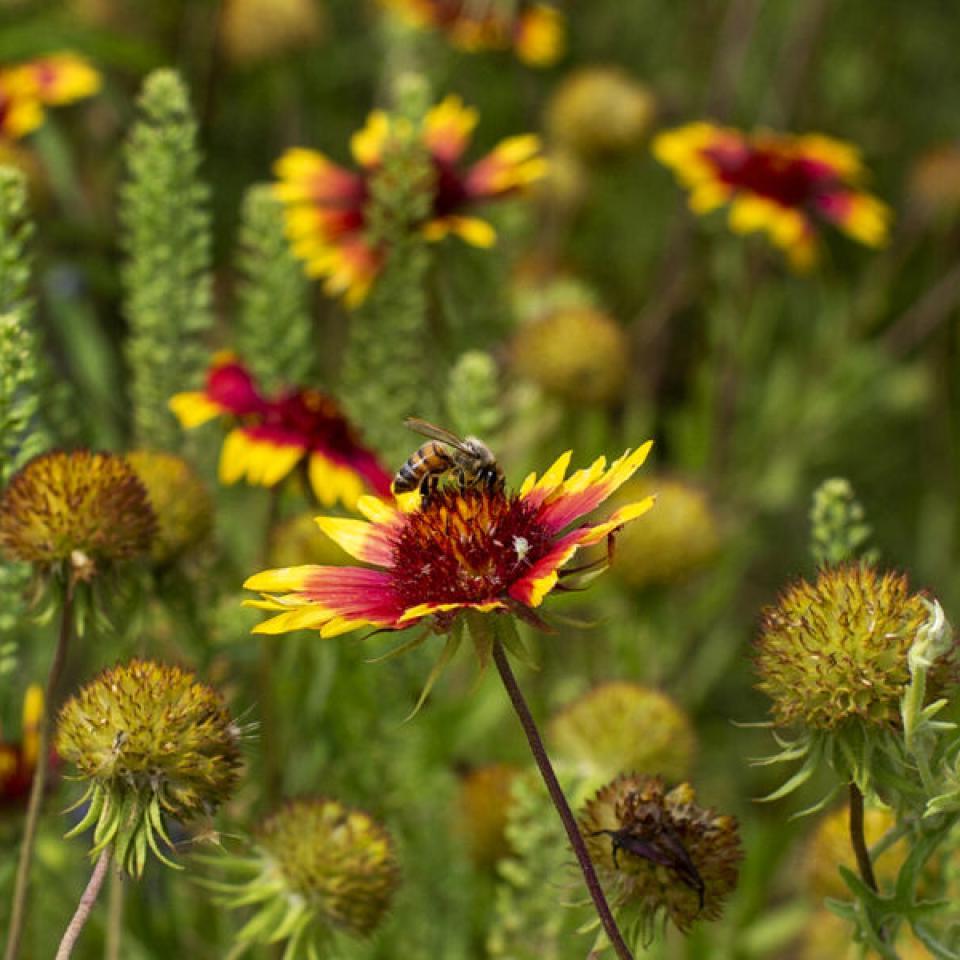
[491,638,634,960]
[848,782,878,893]
[105,864,124,960]
[55,850,112,960]
[4,579,76,960]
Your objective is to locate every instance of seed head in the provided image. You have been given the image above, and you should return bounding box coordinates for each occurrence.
[0,450,155,577]
[609,476,720,588]
[580,774,741,933]
[511,306,629,405]
[549,682,696,787]
[754,566,956,730]
[56,659,242,875]
[126,451,213,565]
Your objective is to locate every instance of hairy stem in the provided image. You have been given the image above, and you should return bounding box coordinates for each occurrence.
[491,638,634,960]
[848,782,879,893]
[4,580,75,960]
[55,850,112,960]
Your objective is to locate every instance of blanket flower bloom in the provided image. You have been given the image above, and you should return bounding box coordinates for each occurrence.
[378,0,564,67]
[170,354,392,508]
[274,94,547,305]
[0,52,101,142]
[0,685,44,808]
[243,443,654,638]
[653,122,891,269]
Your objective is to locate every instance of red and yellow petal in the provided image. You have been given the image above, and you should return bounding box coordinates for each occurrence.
[466,134,548,198]
[169,390,227,429]
[0,93,44,140]
[397,599,506,624]
[423,95,478,165]
[519,450,573,509]
[219,429,304,488]
[274,148,364,205]
[423,214,497,248]
[351,109,392,169]
[308,452,367,509]
[535,443,653,533]
[4,53,101,106]
[315,515,395,566]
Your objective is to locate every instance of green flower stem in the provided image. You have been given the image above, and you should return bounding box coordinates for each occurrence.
[490,636,635,960]
[55,850,112,960]
[4,579,76,960]
[848,783,879,894]
[105,866,124,960]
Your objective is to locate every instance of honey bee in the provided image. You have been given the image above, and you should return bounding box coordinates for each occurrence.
[393,418,504,505]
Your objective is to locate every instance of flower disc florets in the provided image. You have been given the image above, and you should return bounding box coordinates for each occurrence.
[56,659,242,875]
[0,450,156,577]
[754,565,955,730]
[126,450,213,565]
[580,774,741,933]
[223,798,400,947]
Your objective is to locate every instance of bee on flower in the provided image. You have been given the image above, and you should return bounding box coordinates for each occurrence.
[653,122,891,269]
[244,426,653,649]
[169,353,392,509]
[0,52,100,142]
[378,0,564,67]
[273,94,547,306]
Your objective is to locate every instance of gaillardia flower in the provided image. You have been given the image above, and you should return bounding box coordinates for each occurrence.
[244,443,653,638]
[0,450,156,580]
[126,450,213,566]
[56,659,243,877]
[274,94,547,305]
[653,123,891,269]
[0,53,101,142]
[169,353,392,508]
[754,566,956,731]
[0,685,43,808]
[549,682,696,787]
[580,774,742,934]
[215,798,400,952]
[378,0,565,67]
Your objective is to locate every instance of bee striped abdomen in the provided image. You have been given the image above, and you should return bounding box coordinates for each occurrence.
[392,442,454,494]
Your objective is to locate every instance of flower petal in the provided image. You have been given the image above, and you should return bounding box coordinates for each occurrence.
[243,565,315,592]
[315,516,395,566]
[397,599,506,624]
[519,449,573,505]
[169,391,225,429]
[308,452,366,509]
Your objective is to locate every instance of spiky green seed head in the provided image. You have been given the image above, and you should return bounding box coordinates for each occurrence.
[0,450,156,578]
[511,306,629,405]
[126,450,213,565]
[549,682,696,787]
[609,475,720,588]
[55,659,243,875]
[248,798,400,941]
[754,565,956,730]
[580,774,741,934]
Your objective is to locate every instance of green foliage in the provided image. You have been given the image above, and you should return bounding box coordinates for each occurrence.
[234,184,314,392]
[121,69,213,451]
[810,477,877,568]
[446,350,502,440]
[342,79,437,463]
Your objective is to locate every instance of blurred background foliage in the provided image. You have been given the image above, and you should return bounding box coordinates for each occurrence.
[1,0,960,957]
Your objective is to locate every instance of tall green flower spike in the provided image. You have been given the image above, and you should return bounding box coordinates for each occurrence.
[121,69,213,451]
[234,184,314,392]
[56,659,243,877]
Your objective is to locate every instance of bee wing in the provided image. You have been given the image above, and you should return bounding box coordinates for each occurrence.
[403,417,471,454]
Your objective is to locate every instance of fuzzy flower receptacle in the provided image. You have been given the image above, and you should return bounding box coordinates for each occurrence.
[170,353,392,508]
[378,0,565,67]
[244,444,654,639]
[653,122,890,269]
[273,94,547,305]
[0,53,100,141]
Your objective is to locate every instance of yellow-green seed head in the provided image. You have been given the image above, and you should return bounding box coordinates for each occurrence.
[609,475,720,588]
[56,659,242,875]
[511,306,629,405]
[0,450,156,576]
[754,566,955,730]
[549,682,696,787]
[458,763,521,869]
[256,798,400,938]
[221,0,325,65]
[580,774,741,933]
[126,450,213,565]
[546,66,656,157]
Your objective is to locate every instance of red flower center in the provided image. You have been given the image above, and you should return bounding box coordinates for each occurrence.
[431,158,471,218]
[391,487,551,610]
[702,143,840,208]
